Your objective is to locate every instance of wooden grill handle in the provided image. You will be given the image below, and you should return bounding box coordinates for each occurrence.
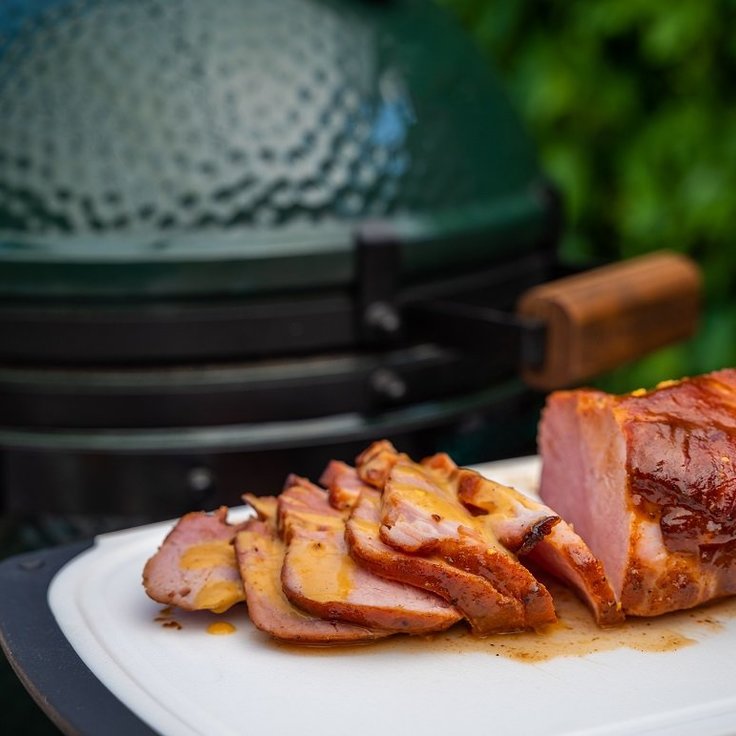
[517,251,702,390]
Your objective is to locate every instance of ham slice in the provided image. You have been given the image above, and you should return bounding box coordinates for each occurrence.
[235,519,390,643]
[352,442,557,631]
[379,459,556,630]
[526,523,624,625]
[142,507,247,613]
[242,493,278,522]
[539,369,736,617]
[334,459,523,633]
[451,467,622,625]
[278,475,462,634]
[356,439,408,489]
[319,460,364,511]
[346,485,526,634]
[428,461,559,555]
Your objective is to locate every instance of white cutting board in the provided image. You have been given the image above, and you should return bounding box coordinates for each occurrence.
[48,456,736,736]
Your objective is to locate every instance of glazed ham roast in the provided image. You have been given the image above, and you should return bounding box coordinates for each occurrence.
[143,374,736,643]
[539,368,736,617]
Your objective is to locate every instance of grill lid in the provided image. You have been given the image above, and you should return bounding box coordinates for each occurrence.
[0,0,549,300]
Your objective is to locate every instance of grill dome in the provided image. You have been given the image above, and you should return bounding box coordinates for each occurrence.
[0,0,547,299]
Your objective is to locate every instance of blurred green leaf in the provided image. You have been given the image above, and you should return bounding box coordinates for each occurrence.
[440,0,736,387]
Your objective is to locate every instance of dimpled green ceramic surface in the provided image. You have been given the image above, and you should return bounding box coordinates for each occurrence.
[0,0,547,299]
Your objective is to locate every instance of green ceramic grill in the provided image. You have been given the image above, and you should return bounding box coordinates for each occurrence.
[0,0,697,520]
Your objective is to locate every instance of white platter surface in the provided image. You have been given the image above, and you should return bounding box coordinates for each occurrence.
[48,456,736,736]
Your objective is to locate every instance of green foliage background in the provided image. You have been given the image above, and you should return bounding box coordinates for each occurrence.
[440,0,736,391]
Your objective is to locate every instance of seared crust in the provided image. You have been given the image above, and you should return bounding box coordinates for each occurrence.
[622,372,736,543]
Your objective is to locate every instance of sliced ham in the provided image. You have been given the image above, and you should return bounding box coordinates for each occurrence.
[235,520,389,643]
[539,369,736,617]
[355,439,408,489]
[346,485,524,634]
[526,523,624,626]
[356,444,557,631]
[278,475,462,634]
[146,425,690,645]
[142,507,247,613]
[450,467,622,625]
[432,464,559,554]
[242,493,278,522]
[319,460,365,511]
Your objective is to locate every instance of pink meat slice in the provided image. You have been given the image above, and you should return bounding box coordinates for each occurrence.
[426,461,559,554]
[539,370,736,617]
[452,469,622,625]
[319,459,365,511]
[242,493,278,522]
[366,449,556,631]
[355,439,409,489]
[526,523,624,625]
[278,475,461,634]
[346,486,519,634]
[142,507,248,613]
[235,519,390,643]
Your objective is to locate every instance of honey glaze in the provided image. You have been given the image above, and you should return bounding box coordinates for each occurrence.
[272,579,736,662]
[180,540,237,570]
[194,580,243,613]
[207,621,237,636]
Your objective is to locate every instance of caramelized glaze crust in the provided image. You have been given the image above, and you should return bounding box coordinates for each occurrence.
[622,371,736,552]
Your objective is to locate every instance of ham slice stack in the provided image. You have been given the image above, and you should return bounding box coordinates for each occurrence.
[144,439,625,642]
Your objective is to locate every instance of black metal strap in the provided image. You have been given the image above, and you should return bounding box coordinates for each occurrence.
[355,221,403,344]
[405,300,547,371]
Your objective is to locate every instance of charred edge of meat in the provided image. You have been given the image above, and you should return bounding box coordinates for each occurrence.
[516,516,561,556]
[355,440,407,489]
[443,545,556,629]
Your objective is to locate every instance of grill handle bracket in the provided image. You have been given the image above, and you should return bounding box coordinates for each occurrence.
[355,221,403,345]
[405,300,546,372]
[407,251,702,391]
